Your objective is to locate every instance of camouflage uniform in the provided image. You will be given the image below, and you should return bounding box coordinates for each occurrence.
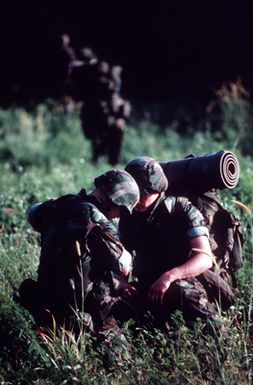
[19,192,121,329]
[119,192,235,329]
[102,91,131,165]
[72,59,111,163]
[19,170,140,332]
[72,56,129,165]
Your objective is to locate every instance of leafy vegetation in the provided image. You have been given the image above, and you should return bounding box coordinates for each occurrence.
[0,86,252,384]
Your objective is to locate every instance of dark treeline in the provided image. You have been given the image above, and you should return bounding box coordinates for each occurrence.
[0,1,251,107]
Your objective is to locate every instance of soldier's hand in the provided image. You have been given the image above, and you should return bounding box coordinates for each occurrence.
[148,272,174,306]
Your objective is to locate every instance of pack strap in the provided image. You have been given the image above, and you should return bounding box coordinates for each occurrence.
[191,247,218,269]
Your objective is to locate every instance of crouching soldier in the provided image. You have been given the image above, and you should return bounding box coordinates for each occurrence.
[18,170,140,334]
[119,157,235,331]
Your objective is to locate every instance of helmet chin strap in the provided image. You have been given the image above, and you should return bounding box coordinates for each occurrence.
[146,192,166,224]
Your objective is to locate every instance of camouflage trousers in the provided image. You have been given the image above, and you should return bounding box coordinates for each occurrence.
[156,271,235,329]
[112,270,235,330]
[17,277,120,333]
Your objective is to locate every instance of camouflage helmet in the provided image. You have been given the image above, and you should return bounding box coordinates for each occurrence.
[94,169,140,213]
[125,157,168,196]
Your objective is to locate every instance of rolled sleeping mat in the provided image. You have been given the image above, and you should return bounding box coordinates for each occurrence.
[159,150,240,195]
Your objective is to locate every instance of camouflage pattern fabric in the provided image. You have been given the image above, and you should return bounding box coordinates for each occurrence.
[94,169,140,214]
[188,191,244,286]
[151,277,222,329]
[120,193,208,290]
[19,192,126,330]
[125,157,168,196]
[119,193,234,326]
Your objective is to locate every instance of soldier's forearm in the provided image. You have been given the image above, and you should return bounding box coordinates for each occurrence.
[166,252,213,283]
[164,236,213,283]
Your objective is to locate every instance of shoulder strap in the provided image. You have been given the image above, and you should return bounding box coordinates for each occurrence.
[200,191,224,207]
[146,192,168,224]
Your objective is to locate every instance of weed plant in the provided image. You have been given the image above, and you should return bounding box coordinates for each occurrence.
[0,96,252,384]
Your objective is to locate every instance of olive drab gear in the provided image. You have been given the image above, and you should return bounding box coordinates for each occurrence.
[158,152,243,286]
[160,151,240,194]
[21,191,131,330]
[125,157,168,197]
[125,155,244,285]
[94,170,140,213]
[187,190,244,287]
[118,190,236,329]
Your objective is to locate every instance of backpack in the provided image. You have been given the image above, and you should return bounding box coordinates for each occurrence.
[187,190,244,287]
[160,152,243,287]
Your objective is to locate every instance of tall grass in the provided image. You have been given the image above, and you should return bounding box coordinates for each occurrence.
[0,96,252,384]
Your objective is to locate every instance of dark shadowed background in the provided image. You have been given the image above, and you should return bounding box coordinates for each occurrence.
[0,0,252,106]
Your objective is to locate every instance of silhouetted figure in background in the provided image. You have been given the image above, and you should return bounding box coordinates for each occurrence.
[71,50,130,165]
[72,51,108,163]
[72,47,99,101]
[103,90,131,165]
[106,65,131,164]
[54,34,75,97]
[53,33,83,109]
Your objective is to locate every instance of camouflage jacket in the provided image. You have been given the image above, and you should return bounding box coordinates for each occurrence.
[28,190,125,305]
[119,193,208,290]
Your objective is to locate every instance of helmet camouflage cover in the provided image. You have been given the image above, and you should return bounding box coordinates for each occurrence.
[94,169,140,213]
[125,156,168,196]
